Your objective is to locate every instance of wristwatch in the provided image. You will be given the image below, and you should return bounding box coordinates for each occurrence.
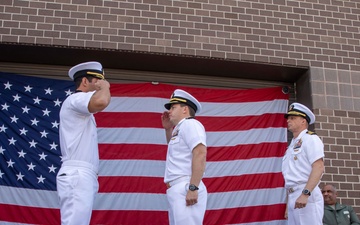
[302,189,311,196]
[189,184,199,191]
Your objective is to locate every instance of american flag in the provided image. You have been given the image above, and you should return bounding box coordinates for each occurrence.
[0,72,288,225]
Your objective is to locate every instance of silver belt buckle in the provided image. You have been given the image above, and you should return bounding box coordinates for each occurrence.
[288,187,295,193]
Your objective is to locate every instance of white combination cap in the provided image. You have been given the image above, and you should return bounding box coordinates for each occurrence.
[68,61,105,80]
[164,89,202,113]
[285,102,315,125]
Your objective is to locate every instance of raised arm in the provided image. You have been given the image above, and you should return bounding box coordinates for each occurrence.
[88,79,111,113]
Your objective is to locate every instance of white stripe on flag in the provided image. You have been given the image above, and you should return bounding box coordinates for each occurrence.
[0,185,59,208]
[0,185,285,211]
[98,157,282,177]
[207,187,286,209]
[205,157,282,178]
[231,221,287,225]
[99,160,165,177]
[97,127,286,146]
[202,100,288,116]
[104,97,288,116]
[0,222,32,225]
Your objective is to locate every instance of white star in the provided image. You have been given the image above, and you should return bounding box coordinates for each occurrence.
[13,94,21,102]
[37,175,45,183]
[49,142,58,150]
[27,162,36,171]
[0,124,8,132]
[1,103,10,111]
[18,150,26,158]
[7,159,15,167]
[0,170,4,178]
[42,108,51,116]
[0,146,5,154]
[19,127,28,135]
[16,172,24,181]
[10,115,19,123]
[4,81,12,90]
[8,137,16,145]
[39,152,47,160]
[31,118,39,126]
[24,85,33,92]
[22,106,30,113]
[29,140,37,148]
[52,121,60,128]
[33,96,42,104]
[40,130,48,138]
[54,98,62,107]
[65,89,73,96]
[44,87,53,95]
[48,164,57,173]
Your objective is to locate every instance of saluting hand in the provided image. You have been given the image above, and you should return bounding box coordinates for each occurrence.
[161,111,173,130]
[95,79,110,91]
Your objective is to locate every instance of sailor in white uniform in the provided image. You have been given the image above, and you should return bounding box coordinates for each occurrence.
[161,89,207,225]
[56,61,111,225]
[282,102,325,225]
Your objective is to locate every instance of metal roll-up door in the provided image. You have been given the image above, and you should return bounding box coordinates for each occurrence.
[0,62,295,94]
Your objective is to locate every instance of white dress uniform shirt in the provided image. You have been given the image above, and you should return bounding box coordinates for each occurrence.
[164,117,207,183]
[59,91,99,173]
[282,129,324,188]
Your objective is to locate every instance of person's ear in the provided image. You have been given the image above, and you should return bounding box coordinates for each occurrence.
[82,77,90,86]
[184,106,187,113]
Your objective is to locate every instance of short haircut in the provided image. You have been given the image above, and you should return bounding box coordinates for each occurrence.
[322,184,337,193]
[74,75,95,88]
[180,103,196,117]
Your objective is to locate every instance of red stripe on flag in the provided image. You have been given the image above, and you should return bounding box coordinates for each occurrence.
[98,176,167,193]
[109,83,287,102]
[95,112,287,131]
[0,203,286,225]
[99,143,287,161]
[88,205,286,225]
[95,112,163,128]
[98,173,284,193]
[99,144,167,160]
[90,210,168,225]
[204,204,287,224]
[204,173,285,193]
[207,143,287,161]
[0,204,60,225]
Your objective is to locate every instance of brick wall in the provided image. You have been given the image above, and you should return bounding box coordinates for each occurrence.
[315,106,360,210]
[1,0,360,214]
[311,67,360,213]
[1,0,359,70]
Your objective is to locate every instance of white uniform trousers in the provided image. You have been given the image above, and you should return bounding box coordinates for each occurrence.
[56,163,98,225]
[287,185,323,225]
[166,180,207,225]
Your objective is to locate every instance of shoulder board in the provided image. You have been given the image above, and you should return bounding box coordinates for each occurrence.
[306,131,317,135]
